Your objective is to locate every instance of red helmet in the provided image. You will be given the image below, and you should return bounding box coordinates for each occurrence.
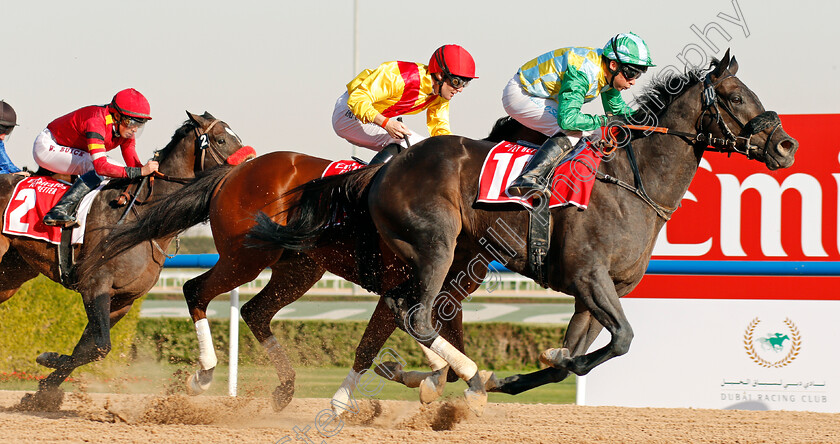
[428,45,477,79]
[109,88,152,120]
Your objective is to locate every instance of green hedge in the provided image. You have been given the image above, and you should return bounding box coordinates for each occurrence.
[0,275,141,375]
[136,318,567,371]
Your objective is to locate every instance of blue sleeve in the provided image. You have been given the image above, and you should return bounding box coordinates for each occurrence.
[0,141,22,174]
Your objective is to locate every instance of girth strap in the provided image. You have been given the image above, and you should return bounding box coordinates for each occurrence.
[527,198,551,288]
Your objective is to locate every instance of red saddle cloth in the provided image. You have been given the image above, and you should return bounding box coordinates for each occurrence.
[3,177,71,244]
[321,160,366,178]
[477,141,604,209]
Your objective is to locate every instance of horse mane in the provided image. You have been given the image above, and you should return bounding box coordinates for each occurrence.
[153,119,197,160]
[631,65,710,118]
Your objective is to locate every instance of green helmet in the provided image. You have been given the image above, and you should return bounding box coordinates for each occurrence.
[603,32,655,67]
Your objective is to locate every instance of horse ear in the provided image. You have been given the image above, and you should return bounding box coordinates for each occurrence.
[728,54,739,75]
[201,111,216,121]
[710,49,732,80]
[186,111,207,127]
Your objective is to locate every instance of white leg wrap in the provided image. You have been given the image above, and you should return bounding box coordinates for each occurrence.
[261,336,294,379]
[430,336,477,381]
[420,343,448,371]
[195,318,217,370]
[331,369,362,415]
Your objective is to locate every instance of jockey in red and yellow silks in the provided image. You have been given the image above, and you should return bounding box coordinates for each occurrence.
[331,45,477,164]
[35,88,159,227]
[44,105,143,178]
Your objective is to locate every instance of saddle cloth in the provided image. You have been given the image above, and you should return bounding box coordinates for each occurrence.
[476,141,604,209]
[321,159,366,178]
[3,176,102,245]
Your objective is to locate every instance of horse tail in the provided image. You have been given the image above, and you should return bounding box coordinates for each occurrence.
[77,165,233,277]
[248,164,384,251]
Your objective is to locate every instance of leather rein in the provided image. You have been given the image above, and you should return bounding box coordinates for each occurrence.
[596,70,782,220]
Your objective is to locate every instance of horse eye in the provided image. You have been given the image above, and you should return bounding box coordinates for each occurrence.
[731,95,742,104]
[217,138,226,144]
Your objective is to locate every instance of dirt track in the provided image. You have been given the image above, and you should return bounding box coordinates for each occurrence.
[1,389,839,443]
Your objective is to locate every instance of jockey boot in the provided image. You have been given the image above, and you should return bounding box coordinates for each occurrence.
[506,135,574,198]
[369,143,404,165]
[43,171,101,227]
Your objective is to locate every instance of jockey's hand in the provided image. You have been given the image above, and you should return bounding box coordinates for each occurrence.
[141,160,159,176]
[383,118,411,140]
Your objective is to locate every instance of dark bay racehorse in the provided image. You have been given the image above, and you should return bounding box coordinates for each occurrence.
[0,112,245,409]
[79,118,544,412]
[248,52,799,414]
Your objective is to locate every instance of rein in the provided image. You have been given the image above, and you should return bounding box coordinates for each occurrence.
[594,70,781,220]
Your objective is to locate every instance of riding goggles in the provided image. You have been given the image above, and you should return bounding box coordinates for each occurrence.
[445,74,471,89]
[620,64,647,81]
[119,115,149,129]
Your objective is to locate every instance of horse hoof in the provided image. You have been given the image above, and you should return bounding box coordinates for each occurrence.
[18,388,64,412]
[36,352,68,369]
[419,367,448,404]
[185,368,214,395]
[539,347,570,369]
[373,361,403,382]
[271,380,295,412]
[463,388,487,417]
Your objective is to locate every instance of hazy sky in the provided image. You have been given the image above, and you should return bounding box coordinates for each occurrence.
[3,0,837,169]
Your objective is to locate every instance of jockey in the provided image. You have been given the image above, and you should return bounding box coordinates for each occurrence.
[504,32,655,197]
[332,44,477,164]
[36,88,159,227]
[0,100,28,176]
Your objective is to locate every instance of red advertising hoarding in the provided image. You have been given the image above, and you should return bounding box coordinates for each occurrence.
[635,114,840,300]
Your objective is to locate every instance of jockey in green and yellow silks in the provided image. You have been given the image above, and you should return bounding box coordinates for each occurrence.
[504,32,655,197]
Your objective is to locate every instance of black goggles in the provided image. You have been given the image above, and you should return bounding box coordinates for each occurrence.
[445,74,471,89]
[0,125,12,136]
[620,64,647,81]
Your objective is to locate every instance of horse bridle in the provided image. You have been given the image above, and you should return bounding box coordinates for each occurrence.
[621,67,782,161]
[694,71,782,161]
[594,67,783,220]
[193,119,228,172]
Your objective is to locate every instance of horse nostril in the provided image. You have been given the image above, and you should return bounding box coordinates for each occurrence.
[777,138,798,156]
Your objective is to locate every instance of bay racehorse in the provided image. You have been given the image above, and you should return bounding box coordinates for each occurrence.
[0,112,247,409]
[78,117,544,412]
[248,52,799,415]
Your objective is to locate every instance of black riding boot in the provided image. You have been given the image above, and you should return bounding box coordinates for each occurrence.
[369,143,404,165]
[506,136,574,197]
[43,172,101,227]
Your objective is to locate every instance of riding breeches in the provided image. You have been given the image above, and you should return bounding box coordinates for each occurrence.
[332,91,427,151]
[502,75,592,144]
[32,128,96,175]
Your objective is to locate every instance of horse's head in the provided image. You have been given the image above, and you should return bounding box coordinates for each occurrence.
[704,50,799,170]
[185,111,251,172]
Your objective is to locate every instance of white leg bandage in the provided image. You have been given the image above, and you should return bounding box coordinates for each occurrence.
[195,318,218,370]
[331,369,362,415]
[430,336,477,381]
[420,343,448,371]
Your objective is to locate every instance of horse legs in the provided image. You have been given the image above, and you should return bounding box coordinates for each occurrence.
[541,268,632,375]
[23,299,134,410]
[240,253,325,411]
[487,304,604,395]
[182,250,282,395]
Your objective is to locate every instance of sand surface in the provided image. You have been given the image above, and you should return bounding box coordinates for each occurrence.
[2,389,840,443]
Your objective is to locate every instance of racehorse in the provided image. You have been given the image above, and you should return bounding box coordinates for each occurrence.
[247,52,800,414]
[78,117,545,412]
[0,112,247,409]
